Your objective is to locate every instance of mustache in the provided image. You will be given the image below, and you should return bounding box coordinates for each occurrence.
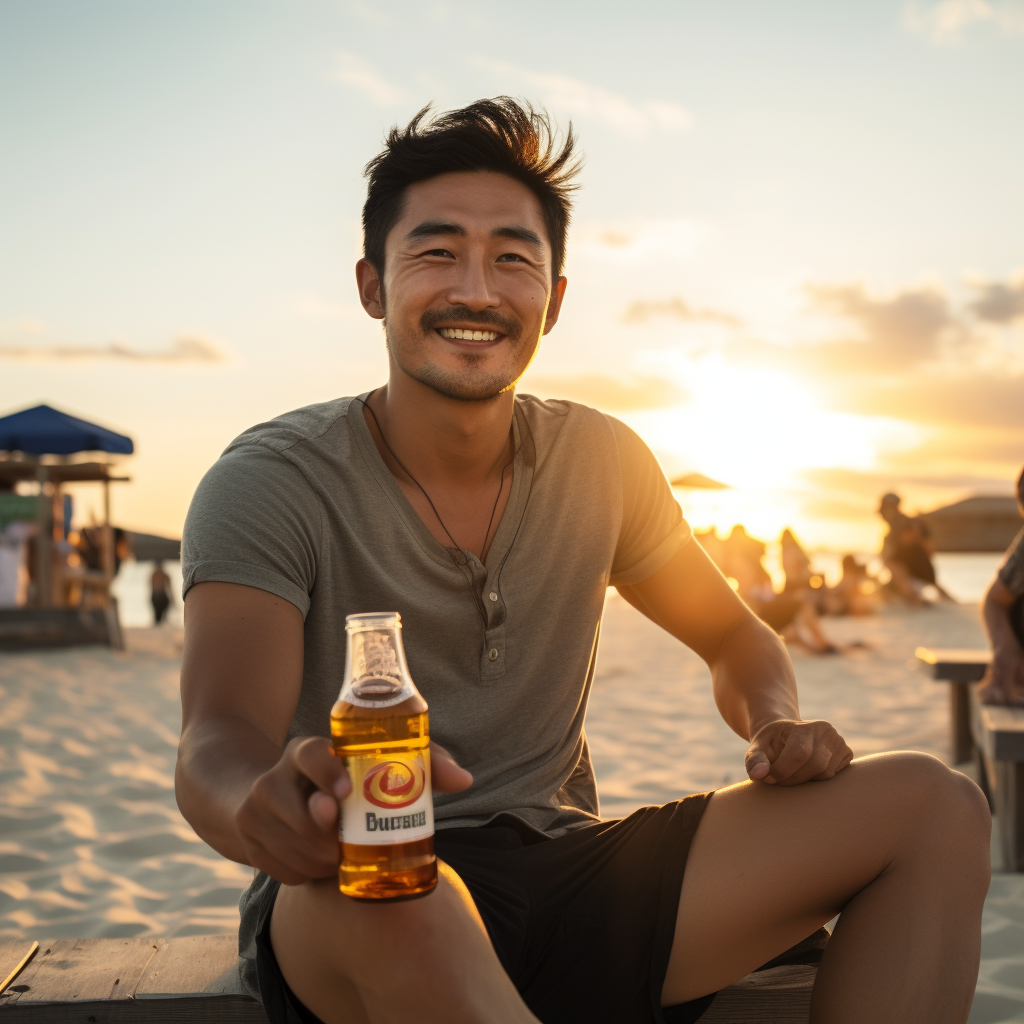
[421,306,522,340]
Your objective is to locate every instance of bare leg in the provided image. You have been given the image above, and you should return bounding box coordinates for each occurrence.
[664,752,990,1023]
[271,860,541,1024]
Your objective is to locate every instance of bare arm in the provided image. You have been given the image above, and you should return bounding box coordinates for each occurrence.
[979,577,1024,703]
[176,581,471,885]
[618,540,852,785]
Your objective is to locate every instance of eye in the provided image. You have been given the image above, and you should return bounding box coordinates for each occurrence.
[421,248,455,258]
[496,252,528,263]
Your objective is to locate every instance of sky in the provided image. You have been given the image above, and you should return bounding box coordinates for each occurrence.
[2,0,1023,550]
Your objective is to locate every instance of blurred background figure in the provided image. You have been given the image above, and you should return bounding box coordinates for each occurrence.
[780,528,814,594]
[822,555,878,617]
[878,492,954,605]
[722,525,838,655]
[150,561,172,625]
[978,466,1024,706]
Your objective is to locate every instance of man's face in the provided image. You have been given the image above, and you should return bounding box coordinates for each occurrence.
[357,170,566,402]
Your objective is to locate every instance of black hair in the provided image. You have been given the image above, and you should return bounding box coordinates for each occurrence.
[362,97,581,283]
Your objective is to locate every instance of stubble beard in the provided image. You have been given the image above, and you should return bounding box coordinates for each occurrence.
[386,305,537,403]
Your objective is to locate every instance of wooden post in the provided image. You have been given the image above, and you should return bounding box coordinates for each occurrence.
[950,683,973,764]
[101,477,113,608]
[35,466,53,608]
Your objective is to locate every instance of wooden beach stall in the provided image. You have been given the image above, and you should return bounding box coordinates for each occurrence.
[0,404,132,650]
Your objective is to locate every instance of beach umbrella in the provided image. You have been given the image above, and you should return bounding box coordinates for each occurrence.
[670,472,731,490]
[0,404,133,456]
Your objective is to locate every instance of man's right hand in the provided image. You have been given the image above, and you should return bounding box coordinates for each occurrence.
[235,738,473,885]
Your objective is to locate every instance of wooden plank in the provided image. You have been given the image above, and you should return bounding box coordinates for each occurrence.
[702,964,816,1023]
[916,647,990,684]
[992,761,1024,873]
[975,701,1024,761]
[0,938,160,1006]
[135,935,245,998]
[0,995,267,1022]
[0,944,38,997]
[0,934,822,1024]
[0,937,267,1023]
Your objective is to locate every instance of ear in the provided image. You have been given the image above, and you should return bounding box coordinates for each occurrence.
[542,277,568,336]
[356,259,385,319]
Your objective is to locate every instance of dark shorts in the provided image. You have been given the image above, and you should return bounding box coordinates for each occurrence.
[255,794,718,1024]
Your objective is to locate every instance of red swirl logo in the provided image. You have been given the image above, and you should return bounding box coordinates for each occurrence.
[363,759,425,809]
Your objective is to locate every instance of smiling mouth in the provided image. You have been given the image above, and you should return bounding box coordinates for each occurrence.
[436,327,502,342]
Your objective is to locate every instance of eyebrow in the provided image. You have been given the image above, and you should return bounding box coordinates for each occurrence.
[405,221,466,241]
[405,221,544,252]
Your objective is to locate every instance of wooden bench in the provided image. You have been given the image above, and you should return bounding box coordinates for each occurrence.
[917,647,1024,871]
[915,647,991,763]
[0,933,825,1022]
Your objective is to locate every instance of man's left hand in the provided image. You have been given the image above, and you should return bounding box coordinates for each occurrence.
[745,719,853,786]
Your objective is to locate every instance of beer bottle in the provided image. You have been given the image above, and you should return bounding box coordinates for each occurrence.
[330,612,436,900]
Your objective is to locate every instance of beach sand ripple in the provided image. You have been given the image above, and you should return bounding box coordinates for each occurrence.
[0,627,251,942]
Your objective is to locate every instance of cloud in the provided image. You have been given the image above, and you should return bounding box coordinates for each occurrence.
[574,219,704,261]
[829,371,1024,431]
[473,58,690,135]
[905,0,1024,43]
[520,373,687,411]
[331,53,407,106]
[968,272,1024,322]
[622,298,740,327]
[803,281,957,371]
[0,335,226,364]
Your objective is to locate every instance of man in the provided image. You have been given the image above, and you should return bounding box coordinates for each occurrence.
[878,492,953,604]
[176,99,990,1024]
[978,466,1024,706]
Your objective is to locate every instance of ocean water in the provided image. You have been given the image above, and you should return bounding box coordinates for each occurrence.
[110,559,184,628]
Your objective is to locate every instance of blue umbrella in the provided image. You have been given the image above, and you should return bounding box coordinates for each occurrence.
[0,404,133,456]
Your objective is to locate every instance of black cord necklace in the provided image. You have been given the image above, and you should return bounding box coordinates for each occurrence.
[357,394,513,563]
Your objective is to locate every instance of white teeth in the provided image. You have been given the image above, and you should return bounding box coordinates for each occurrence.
[438,327,499,342]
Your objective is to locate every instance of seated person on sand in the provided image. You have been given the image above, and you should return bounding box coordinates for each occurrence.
[978,465,1024,707]
[175,100,990,1024]
[878,493,954,605]
[822,555,878,617]
[727,526,837,654]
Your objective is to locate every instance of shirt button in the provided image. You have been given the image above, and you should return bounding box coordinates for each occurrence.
[488,591,498,602]
[488,648,499,661]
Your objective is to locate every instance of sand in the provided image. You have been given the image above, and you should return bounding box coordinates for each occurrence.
[1,598,1022,1021]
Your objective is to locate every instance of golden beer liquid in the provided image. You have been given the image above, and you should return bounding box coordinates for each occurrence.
[330,692,437,900]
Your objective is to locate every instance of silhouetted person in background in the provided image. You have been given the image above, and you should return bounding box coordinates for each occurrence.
[978,466,1024,706]
[823,555,878,617]
[878,493,953,604]
[725,526,838,654]
[151,561,172,625]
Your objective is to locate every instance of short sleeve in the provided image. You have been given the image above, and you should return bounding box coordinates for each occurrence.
[605,416,691,587]
[998,528,1024,598]
[181,444,321,617]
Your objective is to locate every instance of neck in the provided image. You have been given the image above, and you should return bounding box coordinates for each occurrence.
[365,367,515,487]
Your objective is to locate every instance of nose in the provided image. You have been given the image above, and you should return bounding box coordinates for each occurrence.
[445,248,500,311]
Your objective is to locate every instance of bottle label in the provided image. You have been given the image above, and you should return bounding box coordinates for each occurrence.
[340,750,434,846]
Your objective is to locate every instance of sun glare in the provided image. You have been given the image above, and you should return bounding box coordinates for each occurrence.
[622,354,922,546]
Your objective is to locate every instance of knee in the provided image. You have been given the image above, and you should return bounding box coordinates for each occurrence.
[877,751,991,858]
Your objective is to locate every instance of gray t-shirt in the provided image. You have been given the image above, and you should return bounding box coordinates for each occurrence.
[182,392,690,967]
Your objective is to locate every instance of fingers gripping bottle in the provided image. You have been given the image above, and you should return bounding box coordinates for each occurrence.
[330,612,436,900]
